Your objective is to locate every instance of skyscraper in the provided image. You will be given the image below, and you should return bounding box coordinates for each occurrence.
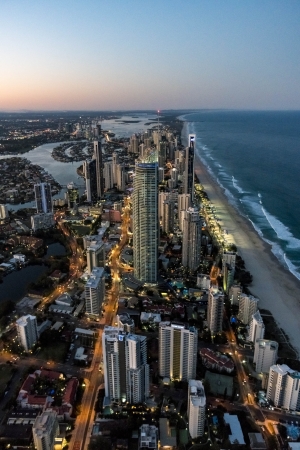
[183,134,195,200]
[159,322,198,381]
[16,315,38,352]
[133,161,158,284]
[86,241,105,274]
[94,140,104,199]
[238,294,259,325]
[85,267,105,316]
[248,310,265,343]
[254,339,278,374]
[102,327,149,404]
[182,207,201,271]
[207,288,224,337]
[188,380,206,438]
[34,183,53,213]
[83,159,97,203]
[267,364,300,411]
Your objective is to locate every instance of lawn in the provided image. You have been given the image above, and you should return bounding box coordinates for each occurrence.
[0,364,15,396]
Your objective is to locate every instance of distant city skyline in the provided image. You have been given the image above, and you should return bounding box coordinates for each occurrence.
[1,0,300,111]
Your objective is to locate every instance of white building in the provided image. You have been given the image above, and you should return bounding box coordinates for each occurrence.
[159,322,197,381]
[238,294,259,325]
[229,284,241,306]
[188,380,206,438]
[86,240,105,274]
[248,310,265,343]
[177,194,191,229]
[32,410,59,450]
[207,288,224,336]
[138,424,158,450]
[85,267,105,316]
[222,251,236,273]
[102,327,149,405]
[31,212,55,231]
[267,364,300,411]
[182,207,201,272]
[254,339,278,374]
[16,315,38,352]
[196,273,211,290]
[0,204,9,220]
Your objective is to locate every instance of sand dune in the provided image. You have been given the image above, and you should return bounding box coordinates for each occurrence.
[195,153,300,357]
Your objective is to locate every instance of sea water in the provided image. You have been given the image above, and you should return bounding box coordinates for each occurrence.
[181,110,300,281]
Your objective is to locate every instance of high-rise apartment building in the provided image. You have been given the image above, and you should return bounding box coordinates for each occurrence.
[254,339,278,374]
[83,159,97,203]
[158,192,169,222]
[104,161,114,191]
[183,134,195,200]
[94,140,104,199]
[267,364,300,411]
[133,161,158,284]
[0,204,9,220]
[85,267,105,316]
[130,134,139,154]
[86,241,105,274]
[159,322,197,381]
[222,251,236,273]
[207,288,224,336]
[238,294,259,325]
[102,327,149,404]
[161,200,174,234]
[188,380,206,438]
[248,310,265,343]
[33,410,59,450]
[16,315,38,352]
[182,207,201,271]
[34,183,53,214]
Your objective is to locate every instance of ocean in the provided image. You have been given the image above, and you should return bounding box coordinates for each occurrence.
[181,110,300,281]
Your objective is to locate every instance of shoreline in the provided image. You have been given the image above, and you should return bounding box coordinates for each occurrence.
[193,143,300,357]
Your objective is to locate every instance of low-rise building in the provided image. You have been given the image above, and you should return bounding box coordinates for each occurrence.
[200,348,234,374]
[138,424,158,450]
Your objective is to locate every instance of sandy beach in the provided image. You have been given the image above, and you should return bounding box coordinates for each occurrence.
[194,153,300,357]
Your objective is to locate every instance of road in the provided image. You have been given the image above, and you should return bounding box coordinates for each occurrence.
[70,198,131,450]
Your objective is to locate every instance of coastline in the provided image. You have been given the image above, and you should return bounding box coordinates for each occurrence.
[193,146,300,356]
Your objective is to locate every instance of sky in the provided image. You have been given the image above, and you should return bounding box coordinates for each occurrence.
[1,0,300,111]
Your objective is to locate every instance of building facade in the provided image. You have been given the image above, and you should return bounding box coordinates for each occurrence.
[238,294,259,325]
[254,339,278,374]
[33,410,59,450]
[94,140,104,199]
[86,241,105,274]
[182,207,201,272]
[248,310,265,343]
[84,267,105,316]
[159,322,198,381]
[102,327,149,404]
[16,315,38,352]
[34,183,53,214]
[188,380,206,438]
[133,161,158,284]
[207,288,224,337]
[267,364,300,411]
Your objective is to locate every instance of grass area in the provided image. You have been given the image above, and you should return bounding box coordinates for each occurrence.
[0,364,15,396]
[38,341,69,363]
[179,429,189,445]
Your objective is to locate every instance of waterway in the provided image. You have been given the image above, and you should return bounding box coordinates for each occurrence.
[46,242,66,257]
[0,265,48,303]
